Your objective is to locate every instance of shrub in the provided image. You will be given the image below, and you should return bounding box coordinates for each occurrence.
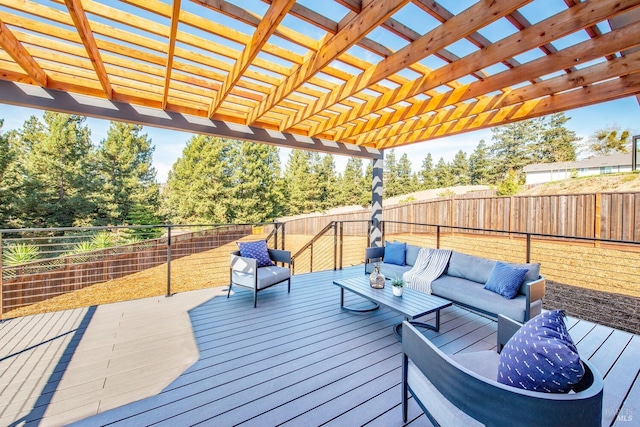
[3,243,40,266]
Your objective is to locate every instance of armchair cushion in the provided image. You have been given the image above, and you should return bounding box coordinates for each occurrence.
[237,240,274,267]
[498,310,585,393]
[232,265,290,289]
[484,261,528,299]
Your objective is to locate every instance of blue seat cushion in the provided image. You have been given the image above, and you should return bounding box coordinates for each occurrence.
[384,241,406,266]
[484,261,529,299]
[237,240,274,267]
[498,310,585,393]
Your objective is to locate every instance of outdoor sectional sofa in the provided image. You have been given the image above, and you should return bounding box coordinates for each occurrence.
[365,243,545,323]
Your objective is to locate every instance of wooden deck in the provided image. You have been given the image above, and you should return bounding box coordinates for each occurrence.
[3,267,640,426]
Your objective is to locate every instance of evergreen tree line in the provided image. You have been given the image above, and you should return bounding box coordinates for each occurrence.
[1,111,631,229]
[0,112,159,229]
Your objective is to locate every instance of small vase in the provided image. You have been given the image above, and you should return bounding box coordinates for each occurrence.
[370,264,385,289]
[393,286,403,296]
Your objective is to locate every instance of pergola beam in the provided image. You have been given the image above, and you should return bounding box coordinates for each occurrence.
[246,0,410,125]
[162,0,181,110]
[0,79,381,160]
[207,0,296,117]
[280,0,529,133]
[64,0,113,99]
[376,73,640,148]
[309,0,640,138]
[0,18,48,87]
[341,19,640,145]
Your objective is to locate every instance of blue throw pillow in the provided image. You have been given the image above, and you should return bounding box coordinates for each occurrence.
[498,310,585,393]
[384,241,406,266]
[237,240,274,267]
[484,261,528,299]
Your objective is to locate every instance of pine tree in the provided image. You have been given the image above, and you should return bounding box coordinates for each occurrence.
[164,135,235,223]
[531,113,578,162]
[362,160,373,206]
[230,141,283,222]
[468,140,492,185]
[419,153,437,189]
[384,149,402,197]
[397,153,414,193]
[0,120,24,228]
[451,150,470,185]
[284,150,323,215]
[337,157,365,206]
[488,120,532,182]
[95,122,160,226]
[316,154,338,209]
[20,112,97,227]
[434,157,455,188]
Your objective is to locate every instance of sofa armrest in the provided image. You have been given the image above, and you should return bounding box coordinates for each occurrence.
[524,276,546,303]
[497,314,523,353]
[230,251,257,273]
[268,248,291,265]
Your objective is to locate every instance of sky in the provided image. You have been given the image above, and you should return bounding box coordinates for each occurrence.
[1,97,638,183]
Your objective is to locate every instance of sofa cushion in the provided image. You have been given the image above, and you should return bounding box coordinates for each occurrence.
[498,310,585,393]
[376,262,411,279]
[237,240,274,267]
[384,241,406,266]
[405,244,421,267]
[446,252,496,284]
[431,276,528,322]
[484,261,529,299]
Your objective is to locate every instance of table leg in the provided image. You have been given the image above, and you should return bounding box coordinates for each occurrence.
[339,287,379,313]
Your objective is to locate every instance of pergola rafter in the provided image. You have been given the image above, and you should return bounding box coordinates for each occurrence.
[0,0,638,155]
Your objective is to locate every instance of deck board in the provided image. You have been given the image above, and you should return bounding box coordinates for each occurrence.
[2,266,637,427]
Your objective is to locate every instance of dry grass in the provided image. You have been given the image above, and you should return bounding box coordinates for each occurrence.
[4,232,638,319]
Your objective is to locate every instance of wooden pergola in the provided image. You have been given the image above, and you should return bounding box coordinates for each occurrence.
[0,0,639,159]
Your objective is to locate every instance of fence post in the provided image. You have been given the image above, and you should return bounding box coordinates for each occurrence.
[166,226,172,297]
[526,234,531,263]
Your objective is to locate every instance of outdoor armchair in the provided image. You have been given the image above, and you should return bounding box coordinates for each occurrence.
[229,249,291,307]
[402,315,603,426]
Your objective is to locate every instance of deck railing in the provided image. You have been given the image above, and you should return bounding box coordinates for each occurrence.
[0,222,284,317]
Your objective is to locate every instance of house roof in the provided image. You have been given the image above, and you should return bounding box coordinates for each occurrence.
[0,1,640,157]
[523,152,633,172]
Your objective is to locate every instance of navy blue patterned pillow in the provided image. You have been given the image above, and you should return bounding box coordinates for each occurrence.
[498,310,585,393]
[384,241,406,266]
[484,261,528,299]
[237,240,274,267]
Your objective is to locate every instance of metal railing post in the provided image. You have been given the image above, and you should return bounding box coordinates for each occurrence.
[166,225,172,297]
[526,233,531,263]
[274,222,278,250]
[339,221,344,270]
[436,225,441,249]
[310,242,314,273]
[282,222,285,251]
[333,222,337,271]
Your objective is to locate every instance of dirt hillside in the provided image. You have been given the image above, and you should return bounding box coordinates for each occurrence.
[518,172,640,196]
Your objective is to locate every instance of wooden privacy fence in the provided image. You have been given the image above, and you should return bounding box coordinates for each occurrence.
[283,191,640,242]
[1,225,254,314]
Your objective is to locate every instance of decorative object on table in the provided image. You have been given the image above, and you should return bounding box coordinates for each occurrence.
[369,263,385,289]
[391,276,404,296]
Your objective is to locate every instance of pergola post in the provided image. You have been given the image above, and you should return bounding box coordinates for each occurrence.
[370,154,384,248]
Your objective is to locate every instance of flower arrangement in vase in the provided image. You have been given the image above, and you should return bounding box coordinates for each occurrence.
[391,276,404,296]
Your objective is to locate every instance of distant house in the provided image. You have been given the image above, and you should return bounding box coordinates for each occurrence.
[522,153,633,185]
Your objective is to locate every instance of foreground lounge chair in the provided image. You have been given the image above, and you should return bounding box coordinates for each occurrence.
[229,249,291,307]
[402,315,603,426]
